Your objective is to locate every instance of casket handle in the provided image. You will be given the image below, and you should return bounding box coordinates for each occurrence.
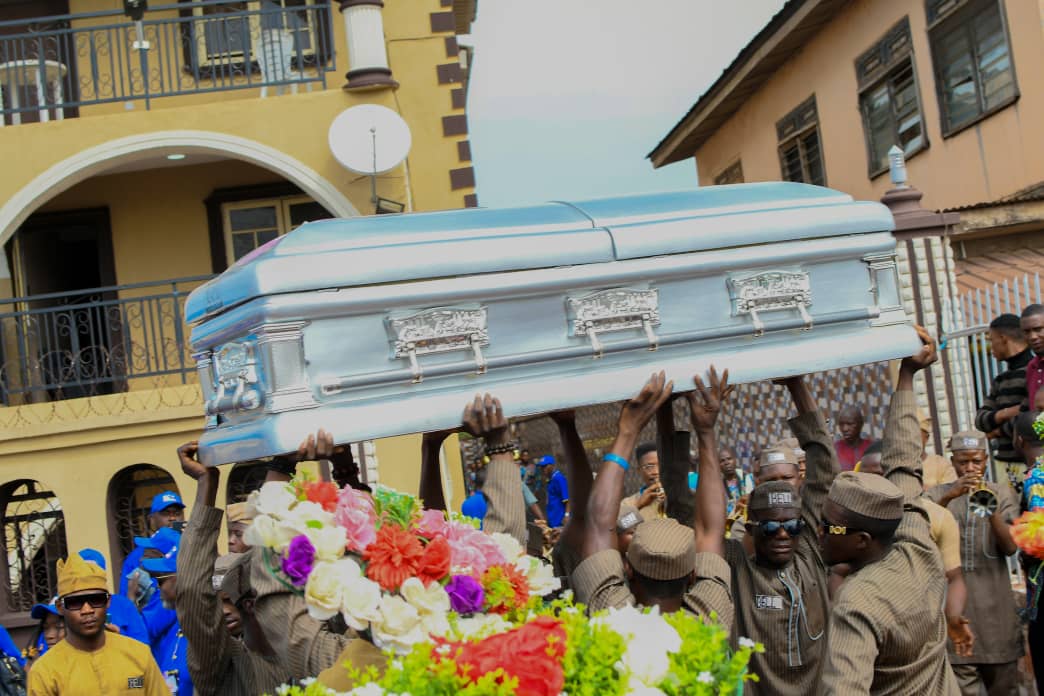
[404,333,487,384]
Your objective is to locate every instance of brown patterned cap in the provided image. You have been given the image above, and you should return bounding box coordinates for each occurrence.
[220,551,253,604]
[827,471,903,521]
[749,481,802,513]
[947,430,988,452]
[227,502,255,525]
[617,503,643,534]
[626,518,696,581]
[760,446,799,469]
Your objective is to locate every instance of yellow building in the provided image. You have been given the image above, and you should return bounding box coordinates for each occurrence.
[0,0,474,637]
[650,0,1044,454]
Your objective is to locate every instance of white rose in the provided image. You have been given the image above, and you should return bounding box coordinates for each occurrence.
[282,502,336,534]
[245,514,296,553]
[490,532,524,561]
[420,611,451,638]
[371,595,425,654]
[340,573,382,631]
[304,561,346,621]
[348,685,387,696]
[452,613,512,640]
[514,555,561,596]
[306,524,349,563]
[253,483,298,517]
[399,577,450,616]
[594,606,680,686]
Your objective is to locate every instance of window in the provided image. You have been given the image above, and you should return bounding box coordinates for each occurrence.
[714,161,744,186]
[181,0,333,74]
[222,195,330,263]
[927,0,1017,135]
[107,465,178,570]
[1,479,68,612]
[776,96,825,186]
[856,18,927,177]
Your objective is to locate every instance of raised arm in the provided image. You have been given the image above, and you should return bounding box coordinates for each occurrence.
[883,326,937,503]
[419,430,453,511]
[174,441,234,696]
[582,372,673,559]
[462,395,526,545]
[657,398,695,528]
[551,410,592,562]
[782,376,838,529]
[687,367,733,556]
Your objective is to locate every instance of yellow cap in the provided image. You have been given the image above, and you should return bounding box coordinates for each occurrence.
[227,502,255,525]
[57,553,108,598]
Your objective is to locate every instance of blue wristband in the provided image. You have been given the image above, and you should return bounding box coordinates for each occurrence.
[603,453,629,471]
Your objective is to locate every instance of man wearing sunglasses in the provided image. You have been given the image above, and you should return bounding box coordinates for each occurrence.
[712,375,837,695]
[820,326,959,694]
[26,553,166,695]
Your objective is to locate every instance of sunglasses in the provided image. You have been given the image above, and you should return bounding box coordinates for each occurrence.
[751,519,804,536]
[61,592,109,611]
[820,519,860,536]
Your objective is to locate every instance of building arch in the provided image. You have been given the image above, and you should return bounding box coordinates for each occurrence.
[226,461,267,504]
[106,464,179,574]
[0,130,360,249]
[0,479,68,615]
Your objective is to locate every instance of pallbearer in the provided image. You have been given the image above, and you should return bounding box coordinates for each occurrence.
[705,376,835,695]
[821,327,959,695]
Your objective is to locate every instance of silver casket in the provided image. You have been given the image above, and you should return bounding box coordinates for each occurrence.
[186,182,917,465]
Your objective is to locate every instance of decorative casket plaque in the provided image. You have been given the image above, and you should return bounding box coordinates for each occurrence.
[186,183,916,465]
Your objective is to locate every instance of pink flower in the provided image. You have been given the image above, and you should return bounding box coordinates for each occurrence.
[335,487,377,552]
[443,521,506,575]
[417,509,451,539]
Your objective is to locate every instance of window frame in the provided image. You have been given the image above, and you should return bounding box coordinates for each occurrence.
[775,96,827,186]
[178,0,334,78]
[855,17,930,180]
[713,160,744,186]
[221,194,328,265]
[926,0,1019,138]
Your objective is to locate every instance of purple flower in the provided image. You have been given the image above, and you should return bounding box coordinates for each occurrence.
[282,535,316,587]
[445,574,485,614]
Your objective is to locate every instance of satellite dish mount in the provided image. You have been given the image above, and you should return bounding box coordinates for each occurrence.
[328,105,412,214]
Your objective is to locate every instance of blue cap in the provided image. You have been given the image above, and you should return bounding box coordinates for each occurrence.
[134,527,181,555]
[30,602,59,620]
[142,553,178,576]
[150,491,185,515]
[78,548,107,571]
[536,455,556,467]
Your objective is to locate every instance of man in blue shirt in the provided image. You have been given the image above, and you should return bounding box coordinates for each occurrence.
[539,455,569,528]
[77,549,149,646]
[119,491,185,598]
[142,543,192,696]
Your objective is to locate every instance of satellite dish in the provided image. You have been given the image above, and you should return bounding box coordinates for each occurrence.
[328,104,412,175]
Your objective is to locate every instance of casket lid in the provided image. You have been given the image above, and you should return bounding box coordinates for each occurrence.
[186,182,894,324]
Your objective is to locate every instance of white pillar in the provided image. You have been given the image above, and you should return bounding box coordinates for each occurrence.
[340,0,398,91]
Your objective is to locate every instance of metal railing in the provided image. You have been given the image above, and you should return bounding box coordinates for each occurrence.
[0,0,334,123]
[0,275,212,404]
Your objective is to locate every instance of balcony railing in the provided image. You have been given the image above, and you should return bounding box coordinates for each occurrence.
[0,0,334,123]
[0,276,212,404]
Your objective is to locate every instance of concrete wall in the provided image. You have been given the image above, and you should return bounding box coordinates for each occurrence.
[694,0,1044,209]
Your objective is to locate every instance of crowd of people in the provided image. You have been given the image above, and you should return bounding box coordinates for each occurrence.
[2,305,1044,695]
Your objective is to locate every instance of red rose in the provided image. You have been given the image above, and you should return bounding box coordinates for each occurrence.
[445,617,566,696]
[303,481,340,513]
[362,524,424,591]
[417,535,451,585]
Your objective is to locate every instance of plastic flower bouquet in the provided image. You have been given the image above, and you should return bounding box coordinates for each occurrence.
[245,475,561,653]
[274,600,761,696]
[1013,510,1044,560]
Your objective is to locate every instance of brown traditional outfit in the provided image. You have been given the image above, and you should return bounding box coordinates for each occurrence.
[821,389,959,695]
[176,503,288,696]
[725,410,836,695]
[926,433,1023,696]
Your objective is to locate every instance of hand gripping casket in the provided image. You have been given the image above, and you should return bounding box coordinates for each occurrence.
[186,183,916,465]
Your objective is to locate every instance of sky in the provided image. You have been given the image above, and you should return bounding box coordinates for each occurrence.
[465,1,788,208]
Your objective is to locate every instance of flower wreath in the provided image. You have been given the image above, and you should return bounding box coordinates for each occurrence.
[245,474,560,653]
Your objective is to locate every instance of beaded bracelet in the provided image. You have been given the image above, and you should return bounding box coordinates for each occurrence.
[603,453,629,471]
[482,441,520,465]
